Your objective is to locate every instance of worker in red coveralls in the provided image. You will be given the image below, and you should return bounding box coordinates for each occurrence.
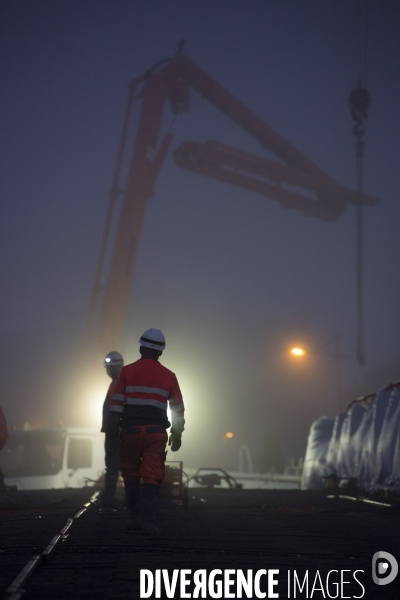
[101,351,124,508]
[106,328,185,536]
[0,406,9,492]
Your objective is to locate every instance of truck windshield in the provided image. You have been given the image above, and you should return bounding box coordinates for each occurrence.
[1,430,67,477]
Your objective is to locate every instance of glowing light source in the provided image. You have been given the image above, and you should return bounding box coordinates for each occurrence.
[225,432,234,439]
[79,379,108,429]
[290,347,306,356]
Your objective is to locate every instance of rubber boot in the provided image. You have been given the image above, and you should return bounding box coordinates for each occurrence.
[141,483,160,536]
[124,479,142,530]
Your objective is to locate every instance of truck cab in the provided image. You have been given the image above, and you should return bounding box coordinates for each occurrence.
[1,428,105,490]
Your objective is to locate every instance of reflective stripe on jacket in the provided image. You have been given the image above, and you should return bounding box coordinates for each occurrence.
[109,358,184,430]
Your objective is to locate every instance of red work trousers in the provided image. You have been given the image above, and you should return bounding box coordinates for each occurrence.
[119,425,168,487]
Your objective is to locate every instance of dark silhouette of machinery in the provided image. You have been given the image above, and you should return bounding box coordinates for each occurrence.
[78,49,379,380]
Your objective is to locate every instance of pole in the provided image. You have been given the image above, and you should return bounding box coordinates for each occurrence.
[349,83,370,366]
[355,132,365,365]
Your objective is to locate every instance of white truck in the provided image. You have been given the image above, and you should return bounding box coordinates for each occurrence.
[1,427,105,490]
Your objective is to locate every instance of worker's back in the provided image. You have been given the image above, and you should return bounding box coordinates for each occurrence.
[110,358,184,429]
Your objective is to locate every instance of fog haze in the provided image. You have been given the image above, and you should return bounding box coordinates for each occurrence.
[1,0,399,470]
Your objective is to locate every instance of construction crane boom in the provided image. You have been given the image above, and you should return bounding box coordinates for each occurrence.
[174,139,377,221]
[80,53,379,378]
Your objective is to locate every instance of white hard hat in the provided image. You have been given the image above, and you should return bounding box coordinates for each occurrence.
[139,328,166,351]
[104,351,124,366]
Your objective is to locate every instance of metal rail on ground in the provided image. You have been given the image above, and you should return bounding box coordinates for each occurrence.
[1,491,100,600]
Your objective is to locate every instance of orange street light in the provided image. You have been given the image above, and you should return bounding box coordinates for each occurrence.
[289,333,349,412]
[290,347,306,356]
[225,432,234,439]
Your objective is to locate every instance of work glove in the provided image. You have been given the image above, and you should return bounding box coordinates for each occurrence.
[168,428,182,452]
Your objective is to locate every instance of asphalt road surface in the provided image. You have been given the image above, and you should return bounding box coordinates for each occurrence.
[1,487,399,599]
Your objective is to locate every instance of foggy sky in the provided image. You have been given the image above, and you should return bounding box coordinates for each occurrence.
[1,0,399,469]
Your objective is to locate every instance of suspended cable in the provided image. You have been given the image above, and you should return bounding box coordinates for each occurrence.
[352,0,368,88]
[349,0,370,366]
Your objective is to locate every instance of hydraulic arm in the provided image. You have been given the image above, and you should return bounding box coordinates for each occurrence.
[80,52,379,376]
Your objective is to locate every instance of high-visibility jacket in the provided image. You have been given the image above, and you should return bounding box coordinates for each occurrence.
[0,407,9,451]
[107,358,184,434]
